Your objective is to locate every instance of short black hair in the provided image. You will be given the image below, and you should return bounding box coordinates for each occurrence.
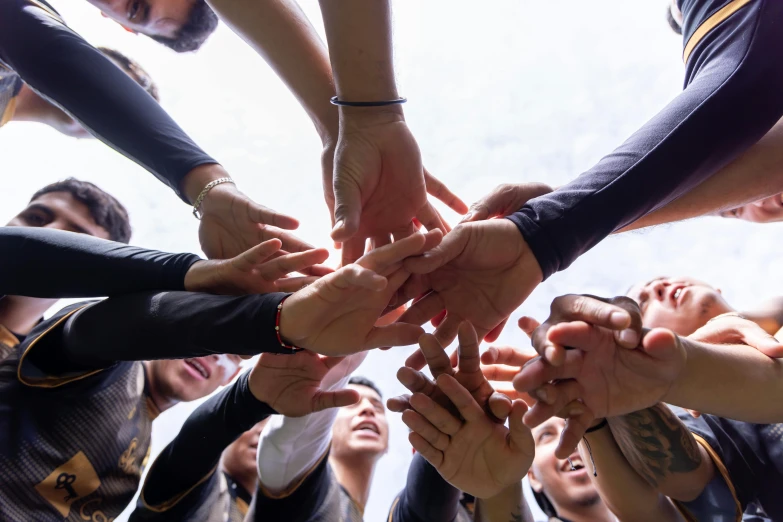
[30,178,131,243]
[348,376,382,400]
[97,47,160,101]
[149,1,218,53]
[666,5,683,35]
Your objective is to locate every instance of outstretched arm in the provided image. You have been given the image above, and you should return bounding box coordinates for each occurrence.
[474,482,534,522]
[389,452,463,522]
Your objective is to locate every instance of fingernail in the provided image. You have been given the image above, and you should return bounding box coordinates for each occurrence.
[333,220,344,231]
[618,328,639,346]
[460,212,474,223]
[533,388,548,403]
[569,405,584,416]
[545,346,557,363]
[610,311,629,328]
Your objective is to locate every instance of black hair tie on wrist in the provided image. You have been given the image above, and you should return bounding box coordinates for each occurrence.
[330,96,407,107]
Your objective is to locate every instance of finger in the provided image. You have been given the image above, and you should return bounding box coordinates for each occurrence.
[365,323,426,350]
[370,234,392,250]
[546,321,613,353]
[556,406,595,460]
[508,400,533,455]
[340,237,367,267]
[416,203,448,235]
[436,374,485,423]
[248,202,300,231]
[233,239,283,270]
[512,350,583,393]
[409,391,463,435]
[274,276,320,292]
[401,410,451,451]
[265,228,315,254]
[298,264,334,277]
[403,226,466,274]
[408,432,444,468]
[418,333,455,379]
[488,391,513,421]
[332,265,387,291]
[396,366,438,397]
[359,232,431,274]
[331,175,361,242]
[518,316,541,338]
[523,379,583,428]
[739,324,783,357]
[259,248,330,280]
[320,355,348,370]
[484,319,508,343]
[391,222,418,243]
[398,291,445,328]
[456,322,481,373]
[433,314,462,347]
[549,294,633,331]
[311,389,361,412]
[424,169,469,214]
[405,349,427,371]
[480,345,535,367]
[387,394,412,413]
[480,363,522,382]
[489,382,535,405]
[431,309,447,328]
[641,328,684,361]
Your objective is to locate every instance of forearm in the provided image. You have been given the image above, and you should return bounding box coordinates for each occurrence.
[665,339,783,423]
[580,422,682,522]
[391,453,461,522]
[0,227,200,298]
[318,0,397,101]
[30,291,289,374]
[619,116,783,232]
[206,0,338,143]
[141,371,275,507]
[0,0,216,202]
[609,404,712,502]
[474,482,533,522]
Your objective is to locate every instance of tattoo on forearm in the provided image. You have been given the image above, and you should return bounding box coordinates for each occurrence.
[609,404,701,487]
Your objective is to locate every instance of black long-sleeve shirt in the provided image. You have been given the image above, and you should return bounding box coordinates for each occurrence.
[0,0,217,201]
[509,0,783,278]
[0,227,200,298]
[130,370,275,522]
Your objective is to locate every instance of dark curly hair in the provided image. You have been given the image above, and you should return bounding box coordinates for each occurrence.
[348,376,383,400]
[30,178,131,243]
[666,5,682,35]
[149,1,218,53]
[97,47,160,101]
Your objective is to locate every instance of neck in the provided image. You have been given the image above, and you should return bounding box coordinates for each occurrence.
[328,453,377,509]
[12,85,76,134]
[220,463,257,498]
[554,498,614,522]
[0,295,57,335]
[142,363,179,414]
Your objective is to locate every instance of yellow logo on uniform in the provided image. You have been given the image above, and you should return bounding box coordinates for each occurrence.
[35,451,101,518]
[118,437,139,475]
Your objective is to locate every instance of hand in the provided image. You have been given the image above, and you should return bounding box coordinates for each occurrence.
[388,322,513,420]
[513,320,686,458]
[403,374,534,498]
[278,230,442,356]
[398,218,542,365]
[184,239,330,294]
[460,182,553,223]
[689,312,783,358]
[248,350,361,417]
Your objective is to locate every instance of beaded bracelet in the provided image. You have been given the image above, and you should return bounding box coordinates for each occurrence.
[330,96,407,107]
[275,296,302,352]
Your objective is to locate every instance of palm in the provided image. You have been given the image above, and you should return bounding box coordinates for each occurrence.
[440,419,533,498]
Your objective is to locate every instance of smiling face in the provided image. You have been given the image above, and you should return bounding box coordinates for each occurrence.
[721,193,783,223]
[626,276,733,335]
[330,384,389,461]
[148,354,241,403]
[528,418,600,514]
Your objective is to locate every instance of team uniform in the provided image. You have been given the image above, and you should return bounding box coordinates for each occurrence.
[509,0,783,279]
[669,406,782,521]
[130,371,274,522]
[0,62,22,127]
[249,449,365,522]
[388,453,474,522]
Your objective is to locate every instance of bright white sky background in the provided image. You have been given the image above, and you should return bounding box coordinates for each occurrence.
[3,1,783,520]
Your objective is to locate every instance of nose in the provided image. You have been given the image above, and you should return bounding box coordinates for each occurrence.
[357,399,377,417]
[647,280,668,301]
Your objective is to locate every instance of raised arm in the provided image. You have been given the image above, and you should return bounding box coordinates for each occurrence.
[389,452,463,522]
[474,482,534,522]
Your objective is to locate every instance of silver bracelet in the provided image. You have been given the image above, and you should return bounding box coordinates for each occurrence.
[192,178,234,219]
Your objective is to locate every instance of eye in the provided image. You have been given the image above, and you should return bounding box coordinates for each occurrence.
[128,0,140,21]
[21,210,48,227]
[537,431,554,444]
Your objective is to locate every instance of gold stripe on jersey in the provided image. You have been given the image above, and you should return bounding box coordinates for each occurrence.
[140,464,221,513]
[388,497,400,522]
[0,96,16,127]
[26,0,66,24]
[235,496,249,516]
[683,0,753,64]
[17,304,103,387]
[0,323,20,360]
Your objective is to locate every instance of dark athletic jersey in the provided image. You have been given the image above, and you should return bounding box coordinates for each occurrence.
[0,62,22,127]
[249,450,364,522]
[0,323,20,362]
[0,302,157,521]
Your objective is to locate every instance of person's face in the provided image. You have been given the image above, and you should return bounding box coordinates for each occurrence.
[222,419,267,483]
[149,354,242,403]
[86,0,195,39]
[331,384,389,461]
[7,191,109,239]
[626,276,733,335]
[721,193,783,223]
[528,418,601,512]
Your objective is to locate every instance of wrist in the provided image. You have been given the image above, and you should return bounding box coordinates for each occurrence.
[338,104,405,130]
[181,163,230,204]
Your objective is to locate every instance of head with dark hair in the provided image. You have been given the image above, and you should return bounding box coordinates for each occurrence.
[97,47,160,101]
[16,178,132,243]
[348,376,382,399]
[89,0,217,53]
[331,375,389,463]
[666,2,683,35]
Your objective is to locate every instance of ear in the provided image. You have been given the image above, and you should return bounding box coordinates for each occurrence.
[716,288,722,294]
[528,467,543,493]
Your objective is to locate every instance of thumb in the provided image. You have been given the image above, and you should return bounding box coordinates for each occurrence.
[403,227,466,274]
[741,326,783,358]
[488,391,513,421]
[517,316,541,338]
[366,323,426,350]
[508,400,533,456]
[312,389,361,413]
[641,328,681,360]
[232,239,283,271]
[331,174,362,242]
